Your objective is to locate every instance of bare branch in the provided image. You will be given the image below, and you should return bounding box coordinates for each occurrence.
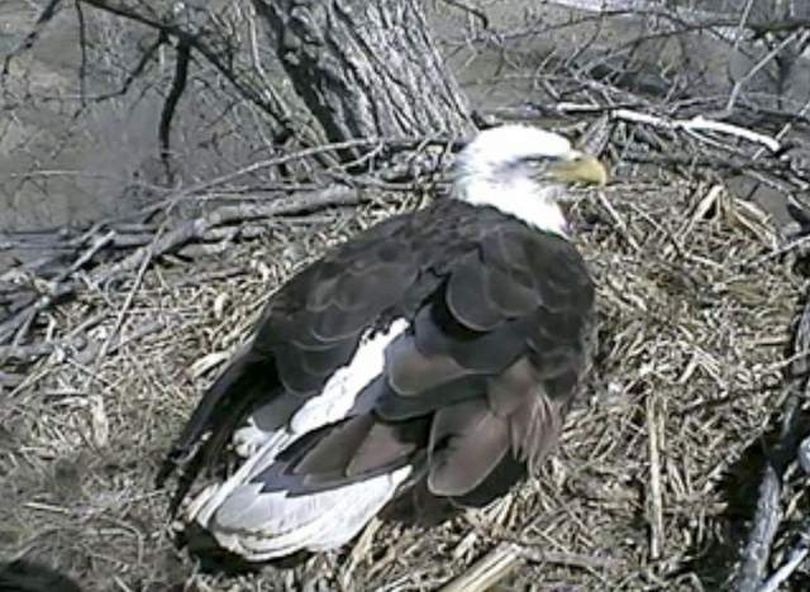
[78,0,294,134]
[158,37,191,183]
[724,30,810,114]
[611,108,782,152]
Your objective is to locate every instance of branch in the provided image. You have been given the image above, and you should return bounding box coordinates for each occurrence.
[158,36,191,182]
[724,30,809,114]
[78,0,293,132]
[611,108,782,152]
[0,183,389,355]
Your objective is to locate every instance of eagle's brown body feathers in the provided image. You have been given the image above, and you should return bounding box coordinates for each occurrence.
[160,125,600,561]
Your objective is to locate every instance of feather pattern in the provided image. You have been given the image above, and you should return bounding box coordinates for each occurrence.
[162,183,594,561]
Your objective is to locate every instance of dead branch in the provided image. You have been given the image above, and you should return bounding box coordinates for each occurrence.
[158,36,191,183]
[611,109,782,153]
[0,183,392,363]
[724,30,810,115]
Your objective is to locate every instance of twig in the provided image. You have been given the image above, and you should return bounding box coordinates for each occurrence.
[611,108,781,152]
[0,283,75,350]
[439,542,522,592]
[440,541,616,592]
[592,190,640,252]
[90,231,156,374]
[180,135,457,195]
[91,185,364,287]
[0,342,66,362]
[0,183,383,354]
[53,230,116,284]
[1,0,64,77]
[646,394,665,560]
[731,0,755,54]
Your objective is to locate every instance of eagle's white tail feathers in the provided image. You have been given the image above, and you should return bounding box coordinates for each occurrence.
[204,466,411,560]
[187,320,412,559]
[189,430,295,526]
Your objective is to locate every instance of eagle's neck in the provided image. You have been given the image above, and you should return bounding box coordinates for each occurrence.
[452,170,568,236]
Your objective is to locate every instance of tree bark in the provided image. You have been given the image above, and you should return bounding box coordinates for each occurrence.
[252,0,474,147]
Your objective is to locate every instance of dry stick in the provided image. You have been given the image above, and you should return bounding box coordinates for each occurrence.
[177,136,442,196]
[0,342,64,362]
[440,541,616,592]
[91,185,362,287]
[53,230,116,284]
[592,190,640,252]
[0,231,116,348]
[732,0,756,53]
[646,394,665,561]
[752,94,810,161]
[0,184,373,354]
[439,542,523,592]
[89,231,156,376]
[611,108,781,153]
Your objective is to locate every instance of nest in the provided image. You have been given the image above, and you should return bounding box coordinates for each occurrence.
[0,175,804,591]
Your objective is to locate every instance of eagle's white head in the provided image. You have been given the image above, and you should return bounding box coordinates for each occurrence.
[453,125,607,235]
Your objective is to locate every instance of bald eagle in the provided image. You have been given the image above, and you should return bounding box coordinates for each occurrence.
[159,125,607,561]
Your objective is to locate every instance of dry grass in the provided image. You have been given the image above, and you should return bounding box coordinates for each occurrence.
[0,177,803,591]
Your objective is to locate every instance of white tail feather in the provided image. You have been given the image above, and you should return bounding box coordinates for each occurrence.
[203,466,411,560]
[187,319,412,559]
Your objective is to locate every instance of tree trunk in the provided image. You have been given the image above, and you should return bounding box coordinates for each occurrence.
[252,0,474,146]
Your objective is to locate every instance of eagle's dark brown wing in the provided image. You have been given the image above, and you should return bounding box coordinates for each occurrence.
[159,200,489,495]
[274,222,593,505]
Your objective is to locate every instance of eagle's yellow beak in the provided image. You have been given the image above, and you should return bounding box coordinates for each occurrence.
[548,153,608,186]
